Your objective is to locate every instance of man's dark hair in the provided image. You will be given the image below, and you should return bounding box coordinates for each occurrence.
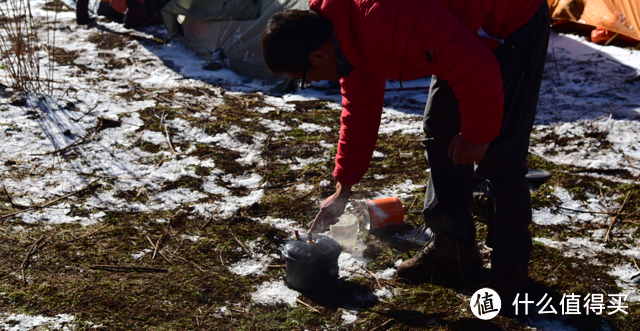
[262,10,333,74]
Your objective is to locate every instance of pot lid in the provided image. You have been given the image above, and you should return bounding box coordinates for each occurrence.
[281,234,342,264]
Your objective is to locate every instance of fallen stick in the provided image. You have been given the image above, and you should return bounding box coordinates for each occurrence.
[146,235,157,255]
[164,124,178,156]
[581,200,596,214]
[556,206,625,216]
[200,214,214,230]
[2,186,25,209]
[405,195,419,213]
[633,257,640,274]
[63,224,110,243]
[599,186,609,207]
[172,254,206,272]
[45,119,103,155]
[1,182,99,220]
[200,205,219,229]
[89,265,168,273]
[199,90,223,109]
[620,162,640,171]
[296,298,321,314]
[268,264,286,268]
[370,319,394,331]
[3,159,162,181]
[604,191,632,242]
[364,267,383,290]
[21,235,47,286]
[598,114,613,139]
[137,87,199,112]
[229,230,252,258]
[152,234,165,260]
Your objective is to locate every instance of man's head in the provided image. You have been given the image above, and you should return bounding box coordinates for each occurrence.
[262,10,340,85]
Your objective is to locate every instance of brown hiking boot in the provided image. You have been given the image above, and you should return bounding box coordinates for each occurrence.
[486,266,528,317]
[396,234,482,284]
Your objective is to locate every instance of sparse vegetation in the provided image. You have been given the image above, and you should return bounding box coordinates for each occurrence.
[0,2,638,330]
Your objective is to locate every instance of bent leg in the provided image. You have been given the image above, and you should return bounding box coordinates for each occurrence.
[422,76,476,244]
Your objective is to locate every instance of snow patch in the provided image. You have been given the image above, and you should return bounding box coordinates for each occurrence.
[250,280,299,307]
[0,313,75,331]
[228,254,273,277]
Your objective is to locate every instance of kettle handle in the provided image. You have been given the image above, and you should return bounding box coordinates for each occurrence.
[264,231,286,248]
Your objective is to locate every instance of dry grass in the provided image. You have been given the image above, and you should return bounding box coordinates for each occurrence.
[0,21,638,330]
[0,0,61,95]
[0,0,42,92]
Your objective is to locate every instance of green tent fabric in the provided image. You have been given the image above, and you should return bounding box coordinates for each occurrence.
[162,0,308,82]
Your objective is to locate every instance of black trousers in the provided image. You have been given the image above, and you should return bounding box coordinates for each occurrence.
[421,3,550,269]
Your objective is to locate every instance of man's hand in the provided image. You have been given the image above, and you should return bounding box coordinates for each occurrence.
[448,133,490,165]
[309,182,352,233]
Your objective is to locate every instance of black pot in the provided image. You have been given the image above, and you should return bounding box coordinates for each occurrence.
[279,234,342,291]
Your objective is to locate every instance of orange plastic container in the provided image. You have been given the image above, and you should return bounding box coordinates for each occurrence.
[362,197,404,230]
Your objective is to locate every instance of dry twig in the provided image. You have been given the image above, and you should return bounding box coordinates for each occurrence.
[1,182,99,220]
[89,265,168,273]
[364,267,382,290]
[599,186,609,207]
[633,257,640,274]
[556,206,625,216]
[21,235,47,286]
[3,159,162,181]
[137,87,199,112]
[44,119,103,155]
[370,319,394,331]
[604,191,632,242]
[164,124,177,156]
[200,205,219,229]
[152,234,165,260]
[229,230,252,258]
[296,298,321,314]
[63,224,110,243]
[405,195,419,213]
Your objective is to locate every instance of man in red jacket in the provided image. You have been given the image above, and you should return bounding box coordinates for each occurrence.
[262,0,549,314]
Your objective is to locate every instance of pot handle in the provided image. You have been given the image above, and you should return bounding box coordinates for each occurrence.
[264,231,286,248]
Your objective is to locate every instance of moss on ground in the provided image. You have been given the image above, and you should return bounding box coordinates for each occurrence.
[1,87,639,330]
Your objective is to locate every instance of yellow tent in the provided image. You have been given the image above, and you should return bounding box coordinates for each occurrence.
[548,0,640,41]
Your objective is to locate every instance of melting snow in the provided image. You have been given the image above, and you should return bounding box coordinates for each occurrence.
[375,268,397,280]
[250,280,299,307]
[338,240,369,279]
[132,249,153,260]
[0,313,76,331]
[180,234,201,242]
[340,310,358,325]
[228,254,273,277]
[298,123,332,133]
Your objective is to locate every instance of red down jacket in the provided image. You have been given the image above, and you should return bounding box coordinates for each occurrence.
[309,0,543,185]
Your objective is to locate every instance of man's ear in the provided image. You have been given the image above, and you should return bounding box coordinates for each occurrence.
[308,50,330,66]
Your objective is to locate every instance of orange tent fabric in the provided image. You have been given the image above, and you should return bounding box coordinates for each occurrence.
[548,0,640,41]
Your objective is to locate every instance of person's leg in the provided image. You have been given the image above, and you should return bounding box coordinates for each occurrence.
[422,76,477,244]
[477,1,550,316]
[396,76,482,284]
[76,0,90,25]
[478,1,550,270]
